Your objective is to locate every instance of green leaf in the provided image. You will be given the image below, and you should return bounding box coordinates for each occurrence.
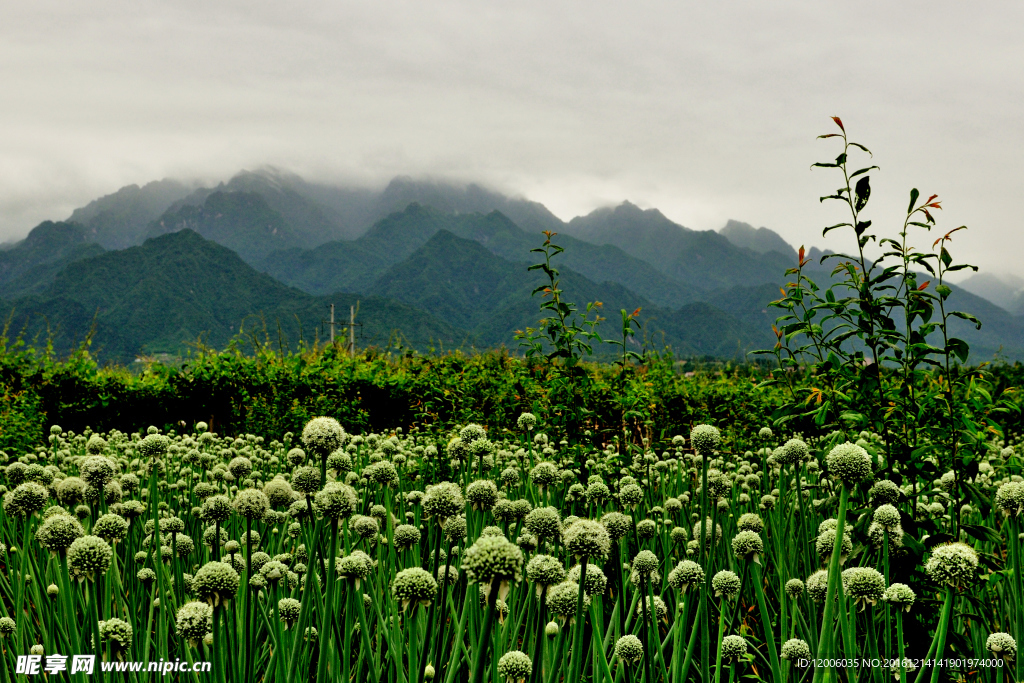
[946,337,970,363]
[850,165,879,179]
[948,310,982,330]
[935,284,952,300]
[908,188,919,214]
[854,175,871,212]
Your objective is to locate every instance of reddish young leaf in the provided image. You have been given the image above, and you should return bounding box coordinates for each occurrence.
[918,281,930,291]
[831,116,845,132]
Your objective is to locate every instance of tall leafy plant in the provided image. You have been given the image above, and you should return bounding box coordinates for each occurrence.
[757,117,995,531]
[515,231,604,448]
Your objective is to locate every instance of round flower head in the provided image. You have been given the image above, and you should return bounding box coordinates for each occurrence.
[263,479,294,509]
[36,514,85,553]
[137,433,169,459]
[778,438,808,465]
[278,598,301,628]
[466,479,499,511]
[873,504,901,531]
[234,489,270,520]
[632,550,660,580]
[785,578,805,599]
[5,482,48,516]
[80,456,117,488]
[690,425,721,455]
[0,617,14,637]
[806,569,829,603]
[816,528,852,565]
[618,484,644,509]
[781,638,811,662]
[841,567,885,609]
[351,515,379,540]
[721,635,748,662]
[546,581,589,621]
[176,601,213,645]
[693,518,722,549]
[545,621,559,637]
[567,562,608,596]
[99,618,133,648]
[564,519,611,560]
[443,515,467,543]
[500,469,520,489]
[301,417,346,459]
[758,427,773,440]
[286,447,306,466]
[67,535,113,581]
[497,650,532,683]
[869,480,901,507]
[517,412,537,431]
[422,482,465,523]
[826,442,873,485]
[92,514,129,543]
[736,513,764,534]
[462,535,523,598]
[668,560,705,593]
[290,466,317,493]
[615,635,644,665]
[529,462,558,488]
[526,554,567,591]
[313,482,358,520]
[201,495,232,524]
[193,561,240,606]
[337,551,374,583]
[731,531,764,563]
[670,527,689,546]
[995,482,1024,517]
[638,595,668,622]
[391,567,438,610]
[601,511,633,541]
[636,519,657,540]
[524,506,562,541]
[986,632,1017,661]
[366,461,399,487]
[882,583,916,612]
[925,542,978,590]
[712,570,741,599]
[393,524,421,551]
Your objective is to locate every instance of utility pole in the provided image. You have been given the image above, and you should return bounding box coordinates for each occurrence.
[329,304,335,344]
[349,305,356,355]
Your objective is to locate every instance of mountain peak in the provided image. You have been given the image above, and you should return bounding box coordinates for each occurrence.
[719,220,796,258]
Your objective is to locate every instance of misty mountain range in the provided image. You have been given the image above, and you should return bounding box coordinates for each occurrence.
[1,168,1022,363]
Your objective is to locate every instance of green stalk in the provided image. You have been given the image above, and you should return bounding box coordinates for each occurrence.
[315,518,340,683]
[244,517,253,683]
[751,561,782,683]
[417,526,444,683]
[714,598,727,683]
[923,587,954,683]
[639,579,655,683]
[531,585,549,683]
[1009,516,1024,683]
[896,610,906,683]
[471,585,499,683]
[812,484,850,683]
[568,557,590,683]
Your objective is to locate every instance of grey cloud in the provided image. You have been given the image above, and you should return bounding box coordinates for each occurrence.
[1,0,1020,275]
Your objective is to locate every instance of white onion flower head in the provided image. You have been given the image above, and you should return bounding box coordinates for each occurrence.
[826,442,873,485]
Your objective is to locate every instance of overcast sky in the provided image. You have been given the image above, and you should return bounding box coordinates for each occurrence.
[2,1,1021,276]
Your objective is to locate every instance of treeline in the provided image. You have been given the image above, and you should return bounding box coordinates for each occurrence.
[2,334,1023,457]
